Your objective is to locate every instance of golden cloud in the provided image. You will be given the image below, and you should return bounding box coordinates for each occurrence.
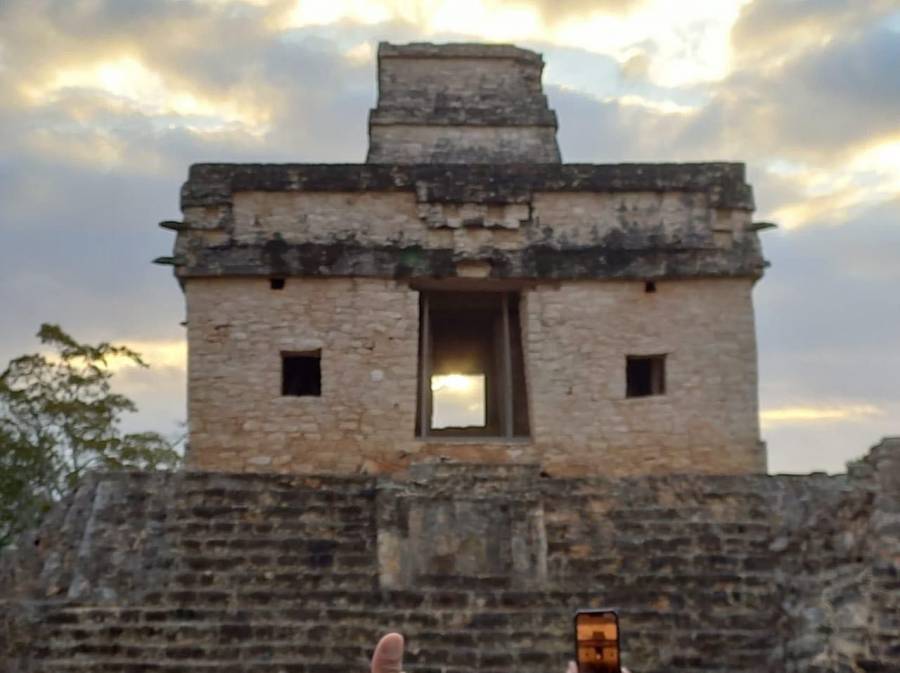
[21,56,272,136]
[761,404,883,426]
[281,0,746,86]
[43,340,188,373]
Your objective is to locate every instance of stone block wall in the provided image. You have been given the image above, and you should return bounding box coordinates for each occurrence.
[186,277,419,473]
[2,439,897,672]
[185,276,762,475]
[163,42,769,480]
[367,43,560,163]
[374,45,548,109]
[180,175,759,280]
[218,189,752,258]
[367,125,561,164]
[167,162,766,476]
[774,444,900,671]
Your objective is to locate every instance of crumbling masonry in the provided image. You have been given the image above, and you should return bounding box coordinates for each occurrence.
[2,442,898,672]
[171,43,767,476]
[1,43,897,673]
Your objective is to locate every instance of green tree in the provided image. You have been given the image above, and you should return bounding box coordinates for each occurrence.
[0,324,181,547]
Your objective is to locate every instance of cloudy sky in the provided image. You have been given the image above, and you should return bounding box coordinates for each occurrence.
[1,0,898,474]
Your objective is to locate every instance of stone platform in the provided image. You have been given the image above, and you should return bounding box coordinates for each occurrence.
[1,439,897,673]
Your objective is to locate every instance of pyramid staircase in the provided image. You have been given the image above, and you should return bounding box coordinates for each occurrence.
[2,440,898,673]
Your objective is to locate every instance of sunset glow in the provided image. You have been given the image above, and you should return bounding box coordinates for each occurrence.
[761,405,883,426]
[2,0,897,473]
[431,374,486,428]
[283,0,749,85]
[23,56,271,136]
[42,340,187,374]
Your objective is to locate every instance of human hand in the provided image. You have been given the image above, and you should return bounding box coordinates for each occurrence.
[371,633,405,673]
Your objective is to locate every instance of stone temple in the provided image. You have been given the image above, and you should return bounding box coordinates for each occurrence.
[169,42,767,477]
[1,43,897,673]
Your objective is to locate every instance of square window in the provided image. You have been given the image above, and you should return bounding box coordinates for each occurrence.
[626,355,666,397]
[416,291,529,438]
[282,351,321,396]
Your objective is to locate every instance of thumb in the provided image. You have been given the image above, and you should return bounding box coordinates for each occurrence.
[371,633,404,673]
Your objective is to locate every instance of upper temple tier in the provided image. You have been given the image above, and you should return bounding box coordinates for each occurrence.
[366,42,562,163]
[172,162,764,282]
[160,42,770,477]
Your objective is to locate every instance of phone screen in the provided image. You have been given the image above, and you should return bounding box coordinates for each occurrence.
[575,610,621,673]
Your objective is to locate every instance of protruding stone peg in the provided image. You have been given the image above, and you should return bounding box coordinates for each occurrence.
[152,255,184,266]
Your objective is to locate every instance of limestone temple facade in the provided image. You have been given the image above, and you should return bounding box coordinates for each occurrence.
[164,43,768,477]
[2,43,897,673]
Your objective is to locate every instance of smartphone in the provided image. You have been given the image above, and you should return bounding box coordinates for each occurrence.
[574,609,621,673]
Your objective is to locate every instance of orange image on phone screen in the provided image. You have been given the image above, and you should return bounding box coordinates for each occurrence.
[575,610,621,673]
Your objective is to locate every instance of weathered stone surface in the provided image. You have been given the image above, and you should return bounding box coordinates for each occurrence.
[368,43,560,163]
[377,42,546,65]
[2,439,897,672]
[377,464,547,589]
[176,237,763,281]
[173,163,761,282]
[181,163,754,209]
[161,42,769,477]
[183,277,763,476]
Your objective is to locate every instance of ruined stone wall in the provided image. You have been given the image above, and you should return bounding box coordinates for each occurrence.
[526,278,762,475]
[375,49,547,108]
[186,276,762,475]
[178,168,764,476]
[367,43,560,163]
[186,277,420,473]
[172,163,762,282]
[774,444,900,672]
[368,125,561,164]
[221,189,750,255]
[2,440,897,673]
[163,44,768,480]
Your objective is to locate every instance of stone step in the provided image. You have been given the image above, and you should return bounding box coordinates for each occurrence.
[40,603,771,634]
[35,631,567,667]
[165,507,376,519]
[28,601,777,673]
[38,661,444,673]
[141,586,774,612]
[172,538,374,550]
[164,526,375,543]
[164,574,376,592]
[169,502,375,516]
[175,554,375,572]
[166,572,378,591]
[166,543,376,555]
[35,661,471,673]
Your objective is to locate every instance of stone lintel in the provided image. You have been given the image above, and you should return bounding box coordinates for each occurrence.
[368,105,558,127]
[173,239,765,282]
[377,41,546,64]
[181,163,755,211]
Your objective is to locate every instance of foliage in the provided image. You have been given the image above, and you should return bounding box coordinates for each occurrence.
[0,324,181,547]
